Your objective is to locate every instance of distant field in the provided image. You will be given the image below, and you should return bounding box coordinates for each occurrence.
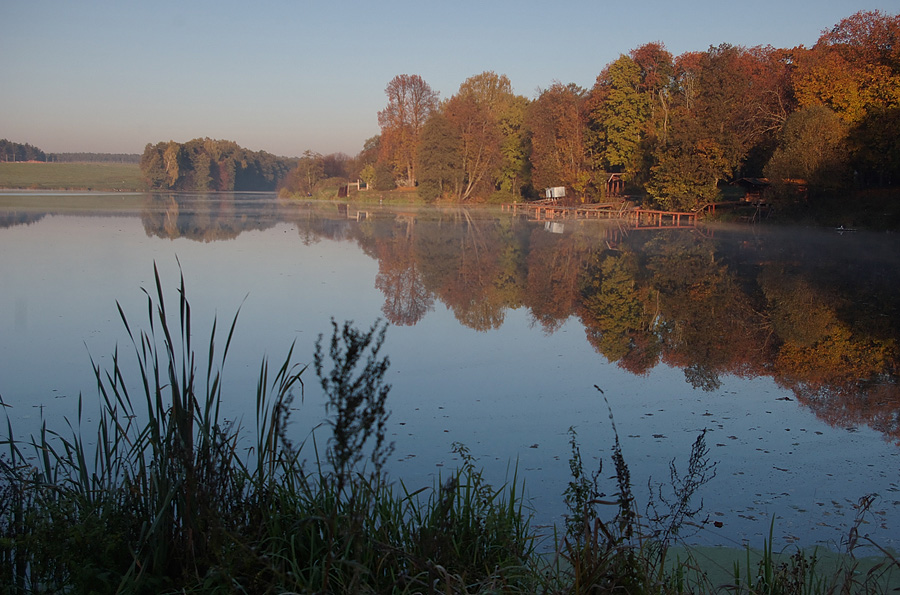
[0,162,144,191]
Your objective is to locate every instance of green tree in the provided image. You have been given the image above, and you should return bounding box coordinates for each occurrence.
[192,152,212,191]
[457,71,530,200]
[646,111,728,210]
[764,105,850,198]
[373,162,396,191]
[359,163,377,190]
[496,94,531,198]
[588,55,650,174]
[416,112,463,202]
[140,143,167,188]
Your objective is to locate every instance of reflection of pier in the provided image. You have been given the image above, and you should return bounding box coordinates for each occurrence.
[337,203,370,221]
[502,201,699,228]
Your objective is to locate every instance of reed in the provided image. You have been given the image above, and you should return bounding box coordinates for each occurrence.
[0,265,533,593]
[0,269,896,593]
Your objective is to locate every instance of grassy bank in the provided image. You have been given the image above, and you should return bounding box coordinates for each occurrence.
[1,268,897,593]
[0,162,144,191]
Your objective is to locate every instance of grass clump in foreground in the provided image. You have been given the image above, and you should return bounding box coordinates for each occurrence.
[0,267,897,593]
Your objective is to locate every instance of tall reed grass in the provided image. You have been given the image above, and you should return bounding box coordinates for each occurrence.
[0,267,896,593]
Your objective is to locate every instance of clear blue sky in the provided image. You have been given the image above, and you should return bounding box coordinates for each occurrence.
[2,0,895,158]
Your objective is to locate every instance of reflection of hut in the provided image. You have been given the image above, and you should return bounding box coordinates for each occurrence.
[544,221,565,234]
[607,173,625,197]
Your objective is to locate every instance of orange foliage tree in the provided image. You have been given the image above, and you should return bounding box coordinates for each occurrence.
[792,10,900,124]
[377,74,439,187]
[526,83,592,200]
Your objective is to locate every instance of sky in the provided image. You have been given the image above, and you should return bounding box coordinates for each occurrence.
[2,0,897,158]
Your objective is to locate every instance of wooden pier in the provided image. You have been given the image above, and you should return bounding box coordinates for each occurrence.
[502,201,699,228]
[625,208,698,228]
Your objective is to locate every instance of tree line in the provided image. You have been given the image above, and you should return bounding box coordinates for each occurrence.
[140,138,297,192]
[0,139,46,162]
[11,9,899,206]
[49,152,140,163]
[1,140,143,164]
[360,10,899,210]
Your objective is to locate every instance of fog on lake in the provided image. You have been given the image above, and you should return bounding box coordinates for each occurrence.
[1,191,898,551]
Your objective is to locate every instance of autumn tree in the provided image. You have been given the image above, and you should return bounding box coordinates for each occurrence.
[527,82,591,199]
[790,10,900,187]
[377,74,439,187]
[630,42,675,122]
[792,10,900,125]
[322,152,351,179]
[443,93,502,201]
[629,42,676,178]
[163,141,184,189]
[415,71,528,202]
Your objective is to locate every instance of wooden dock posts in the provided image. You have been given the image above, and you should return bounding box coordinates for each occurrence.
[501,201,699,229]
[625,208,698,228]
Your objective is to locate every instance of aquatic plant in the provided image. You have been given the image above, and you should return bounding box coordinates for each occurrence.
[0,267,896,593]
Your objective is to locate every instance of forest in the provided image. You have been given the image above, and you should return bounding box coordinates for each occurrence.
[9,10,899,210]
[0,139,46,162]
[279,9,900,213]
[139,138,297,192]
[0,140,139,164]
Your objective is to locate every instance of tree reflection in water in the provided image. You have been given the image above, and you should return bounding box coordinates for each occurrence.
[346,208,898,444]
[134,196,900,444]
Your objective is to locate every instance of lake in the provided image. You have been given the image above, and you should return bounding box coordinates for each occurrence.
[1,191,897,552]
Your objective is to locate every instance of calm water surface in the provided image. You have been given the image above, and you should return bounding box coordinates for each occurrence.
[1,192,897,551]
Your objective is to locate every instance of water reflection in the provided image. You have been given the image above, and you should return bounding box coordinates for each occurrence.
[285,202,900,444]
[141,193,281,241]
[1,192,897,549]
[66,192,897,444]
